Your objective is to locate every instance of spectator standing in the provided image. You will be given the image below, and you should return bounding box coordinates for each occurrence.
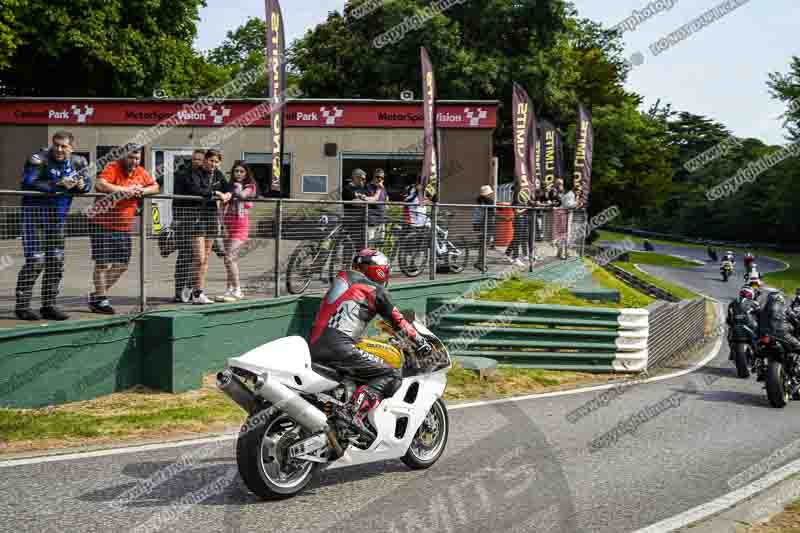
[341,168,373,253]
[472,185,496,270]
[175,149,232,304]
[505,192,530,267]
[172,149,206,302]
[366,169,388,246]
[15,130,91,321]
[215,161,257,302]
[87,145,159,314]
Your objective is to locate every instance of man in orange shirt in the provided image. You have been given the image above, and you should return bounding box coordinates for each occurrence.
[87,145,159,314]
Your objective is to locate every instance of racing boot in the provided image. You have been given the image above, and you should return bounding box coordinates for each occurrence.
[347,384,381,437]
[15,259,44,320]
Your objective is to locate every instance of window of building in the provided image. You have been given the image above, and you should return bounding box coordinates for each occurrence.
[341,154,422,201]
[302,175,328,194]
[242,152,291,198]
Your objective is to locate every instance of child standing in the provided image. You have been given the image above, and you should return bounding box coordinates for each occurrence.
[216,161,256,302]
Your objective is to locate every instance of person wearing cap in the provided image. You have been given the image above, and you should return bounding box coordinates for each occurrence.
[88,144,159,314]
[472,185,496,270]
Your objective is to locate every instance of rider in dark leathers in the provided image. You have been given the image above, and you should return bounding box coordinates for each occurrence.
[15,134,91,320]
[309,249,432,430]
[726,286,761,361]
[759,291,800,354]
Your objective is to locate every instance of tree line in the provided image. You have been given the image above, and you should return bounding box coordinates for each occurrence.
[1,0,797,245]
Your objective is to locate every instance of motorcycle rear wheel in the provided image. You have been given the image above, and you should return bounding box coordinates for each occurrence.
[734,343,751,378]
[766,360,789,408]
[236,410,322,500]
[402,398,449,469]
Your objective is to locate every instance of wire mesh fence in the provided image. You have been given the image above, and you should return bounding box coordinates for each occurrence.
[0,190,587,322]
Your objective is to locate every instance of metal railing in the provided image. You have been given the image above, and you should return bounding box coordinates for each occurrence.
[0,189,587,320]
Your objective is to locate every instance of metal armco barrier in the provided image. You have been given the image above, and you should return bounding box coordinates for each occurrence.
[426,298,649,372]
[646,298,707,369]
[603,262,679,302]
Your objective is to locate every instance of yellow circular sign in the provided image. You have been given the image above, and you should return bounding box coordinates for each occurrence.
[152,205,161,232]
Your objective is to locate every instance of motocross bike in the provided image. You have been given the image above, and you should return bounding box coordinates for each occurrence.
[721,260,733,282]
[756,334,800,408]
[217,313,452,500]
[728,320,758,379]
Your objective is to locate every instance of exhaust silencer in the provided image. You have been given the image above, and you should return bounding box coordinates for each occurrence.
[219,368,344,458]
[252,372,330,435]
[217,370,258,415]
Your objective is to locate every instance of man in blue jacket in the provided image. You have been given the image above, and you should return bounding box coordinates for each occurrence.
[15,131,91,321]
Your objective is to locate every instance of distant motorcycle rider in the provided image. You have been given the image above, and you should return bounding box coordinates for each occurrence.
[14,131,91,321]
[743,252,754,273]
[309,249,432,432]
[723,250,735,263]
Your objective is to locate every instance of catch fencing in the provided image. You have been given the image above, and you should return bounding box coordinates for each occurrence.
[0,190,587,319]
[645,298,708,369]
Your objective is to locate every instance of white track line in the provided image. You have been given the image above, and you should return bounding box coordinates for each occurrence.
[632,455,800,532]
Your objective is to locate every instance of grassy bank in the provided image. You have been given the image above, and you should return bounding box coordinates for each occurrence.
[477,258,654,309]
[0,366,620,455]
[626,251,701,268]
[614,262,701,300]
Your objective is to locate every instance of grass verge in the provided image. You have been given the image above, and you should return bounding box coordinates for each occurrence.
[0,366,623,455]
[443,362,620,401]
[626,251,700,268]
[614,262,701,301]
[745,498,800,532]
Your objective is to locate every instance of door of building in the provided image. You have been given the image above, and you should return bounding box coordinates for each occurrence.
[150,149,195,233]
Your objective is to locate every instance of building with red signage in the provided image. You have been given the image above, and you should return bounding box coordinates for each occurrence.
[0,98,499,225]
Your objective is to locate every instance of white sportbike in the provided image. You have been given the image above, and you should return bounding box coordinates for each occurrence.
[217,313,452,500]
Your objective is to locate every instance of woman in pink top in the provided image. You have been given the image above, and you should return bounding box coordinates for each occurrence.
[217,161,256,302]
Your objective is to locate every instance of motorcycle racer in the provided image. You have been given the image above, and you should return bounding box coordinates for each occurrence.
[309,249,432,432]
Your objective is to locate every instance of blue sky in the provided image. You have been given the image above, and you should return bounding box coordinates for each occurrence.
[194,1,799,146]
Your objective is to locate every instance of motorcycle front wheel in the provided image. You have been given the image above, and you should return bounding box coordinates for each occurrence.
[402,398,449,469]
[766,360,789,408]
[236,410,322,500]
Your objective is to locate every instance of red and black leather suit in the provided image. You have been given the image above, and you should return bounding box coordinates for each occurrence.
[309,270,421,396]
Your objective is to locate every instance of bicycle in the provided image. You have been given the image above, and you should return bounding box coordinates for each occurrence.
[285,213,355,294]
[397,210,470,277]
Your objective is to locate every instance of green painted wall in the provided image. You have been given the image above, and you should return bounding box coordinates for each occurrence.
[0,317,139,408]
[0,262,609,408]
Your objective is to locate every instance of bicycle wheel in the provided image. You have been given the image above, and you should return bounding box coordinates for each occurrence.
[286,244,319,294]
[445,236,470,274]
[399,230,429,278]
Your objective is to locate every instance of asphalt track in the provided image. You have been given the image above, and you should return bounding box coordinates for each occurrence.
[1,243,798,533]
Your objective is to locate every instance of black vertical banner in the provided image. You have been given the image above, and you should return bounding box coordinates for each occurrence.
[420,47,438,199]
[512,82,533,205]
[573,103,594,208]
[266,0,286,193]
